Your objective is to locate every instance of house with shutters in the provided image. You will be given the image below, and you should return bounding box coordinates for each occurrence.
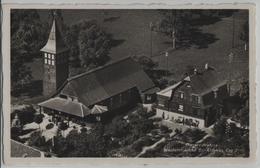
[156,64,229,128]
[38,16,157,122]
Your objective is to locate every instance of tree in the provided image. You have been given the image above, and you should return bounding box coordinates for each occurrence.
[11,127,23,142]
[58,122,68,137]
[11,10,48,61]
[11,47,32,91]
[105,116,129,138]
[55,123,108,157]
[64,19,110,69]
[87,124,108,157]
[33,114,44,129]
[128,110,154,138]
[157,10,226,49]
[213,117,227,143]
[133,55,157,71]
[28,131,48,151]
[11,10,48,91]
[11,105,36,125]
[53,135,69,157]
[64,129,91,157]
[240,21,249,50]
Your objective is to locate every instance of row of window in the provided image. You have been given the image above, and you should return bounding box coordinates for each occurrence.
[159,102,202,116]
[177,104,203,116]
[177,89,219,102]
[45,53,55,60]
[44,53,55,65]
[177,91,200,104]
[44,53,67,65]
[45,59,55,65]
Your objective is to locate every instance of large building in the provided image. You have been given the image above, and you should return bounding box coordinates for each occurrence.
[38,17,156,122]
[156,64,229,128]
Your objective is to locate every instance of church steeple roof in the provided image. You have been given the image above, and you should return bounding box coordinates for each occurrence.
[41,16,68,54]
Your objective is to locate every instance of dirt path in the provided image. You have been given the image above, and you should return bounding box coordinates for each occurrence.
[136,132,176,157]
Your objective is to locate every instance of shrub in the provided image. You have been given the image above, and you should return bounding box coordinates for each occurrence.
[160,125,170,133]
[28,131,47,150]
[46,123,54,130]
[33,114,44,125]
[11,105,36,125]
[80,127,88,133]
[11,127,22,141]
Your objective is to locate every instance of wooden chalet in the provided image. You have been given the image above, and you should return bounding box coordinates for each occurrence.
[156,64,229,128]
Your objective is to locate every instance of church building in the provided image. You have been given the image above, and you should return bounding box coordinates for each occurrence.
[38,17,157,122]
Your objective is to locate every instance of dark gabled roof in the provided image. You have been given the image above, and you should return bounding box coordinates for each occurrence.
[11,140,43,157]
[189,69,227,95]
[40,18,68,54]
[38,97,90,117]
[59,57,155,106]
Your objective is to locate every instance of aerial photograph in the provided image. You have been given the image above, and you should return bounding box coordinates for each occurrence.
[10,9,249,157]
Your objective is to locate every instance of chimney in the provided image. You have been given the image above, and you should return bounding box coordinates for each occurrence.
[194,68,197,75]
[205,63,208,70]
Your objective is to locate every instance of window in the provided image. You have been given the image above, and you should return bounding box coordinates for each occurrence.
[192,108,199,115]
[44,53,55,65]
[158,103,164,107]
[178,105,184,112]
[146,95,152,101]
[59,94,68,99]
[179,91,184,99]
[214,90,218,98]
[119,94,122,104]
[110,97,113,107]
[191,95,200,104]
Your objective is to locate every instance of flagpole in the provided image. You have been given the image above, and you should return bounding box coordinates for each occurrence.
[165,51,169,76]
[228,52,234,95]
[150,22,153,57]
[232,13,235,48]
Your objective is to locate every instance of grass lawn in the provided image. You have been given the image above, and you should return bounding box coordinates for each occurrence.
[12,10,248,104]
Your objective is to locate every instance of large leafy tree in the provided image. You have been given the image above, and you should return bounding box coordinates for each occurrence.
[156,10,233,49]
[240,20,249,50]
[11,10,48,61]
[11,10,48,90]
[64,19,110,70]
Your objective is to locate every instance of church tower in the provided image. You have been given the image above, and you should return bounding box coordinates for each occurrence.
[40,14,69,96]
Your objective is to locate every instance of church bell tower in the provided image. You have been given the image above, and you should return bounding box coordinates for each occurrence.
[40,14,69,96]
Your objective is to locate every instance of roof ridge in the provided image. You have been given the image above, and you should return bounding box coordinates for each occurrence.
[68,56,133,81]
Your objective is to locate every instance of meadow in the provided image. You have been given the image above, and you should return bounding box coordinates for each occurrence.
[13,9,249,103]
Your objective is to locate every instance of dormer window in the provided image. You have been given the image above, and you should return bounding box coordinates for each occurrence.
[179,91,184,99]
[213,88,218,98]
[214,91,218,98]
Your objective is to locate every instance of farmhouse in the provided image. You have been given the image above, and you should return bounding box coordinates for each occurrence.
[156,64,229,128]
[38,17,156,122]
